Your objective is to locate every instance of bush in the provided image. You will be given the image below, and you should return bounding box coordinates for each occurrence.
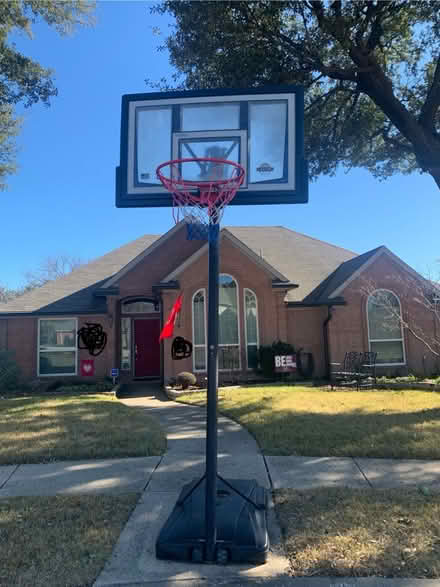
[0,351,21,392]
[177,372,197,390]
[258,341,295,378]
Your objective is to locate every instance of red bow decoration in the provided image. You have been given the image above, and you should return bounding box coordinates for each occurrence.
[159,293,183,341]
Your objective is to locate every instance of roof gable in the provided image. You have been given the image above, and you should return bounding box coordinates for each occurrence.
[328,246,429,299]
[162,228,291,282]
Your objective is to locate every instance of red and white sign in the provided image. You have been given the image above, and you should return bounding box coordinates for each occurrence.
[274,355,297,373]
[81,359,95,376]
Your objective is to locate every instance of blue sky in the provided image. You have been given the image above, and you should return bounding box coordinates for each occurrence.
[2,1,439,289]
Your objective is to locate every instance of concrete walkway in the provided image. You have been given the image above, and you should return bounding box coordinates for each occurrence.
[2,383,440,586]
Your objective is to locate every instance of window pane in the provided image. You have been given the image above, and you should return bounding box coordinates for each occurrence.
[247,345,259,370]
[40,320,76,348]
[136,106,172,185]
[194,347,206,371]
[179,139,240,180]
[245,291,257,345]
[219,346,240,370]
[122,300,156,314]
[121,317,131,371]
[39,351,76,375]
[249,101,287,183]
[371,341,404,364]
[368,291,401,339]
[193,291,205,345]
[181,103,240,131]
[219,276,238,345]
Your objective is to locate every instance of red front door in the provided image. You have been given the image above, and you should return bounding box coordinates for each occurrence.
[134,318,161,377]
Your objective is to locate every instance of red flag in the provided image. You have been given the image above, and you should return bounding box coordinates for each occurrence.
[159,293,183,341]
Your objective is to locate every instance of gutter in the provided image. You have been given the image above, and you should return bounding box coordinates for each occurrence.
[323,306,333,380]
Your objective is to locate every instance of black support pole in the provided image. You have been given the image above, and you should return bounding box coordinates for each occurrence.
[205,223,219,562]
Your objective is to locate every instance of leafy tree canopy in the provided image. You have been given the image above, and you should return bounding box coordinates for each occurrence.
[153,1,440,189]
[0,1,94,188]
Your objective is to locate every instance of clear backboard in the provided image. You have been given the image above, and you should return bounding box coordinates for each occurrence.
[116,85,308,208]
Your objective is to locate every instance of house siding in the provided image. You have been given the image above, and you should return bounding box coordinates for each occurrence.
[286,306,327,377]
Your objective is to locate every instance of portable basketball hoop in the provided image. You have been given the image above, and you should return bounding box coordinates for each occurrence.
[155,156,268,565]
[156,157,245,240]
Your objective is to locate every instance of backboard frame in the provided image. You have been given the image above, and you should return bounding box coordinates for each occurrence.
[116,85,308,208]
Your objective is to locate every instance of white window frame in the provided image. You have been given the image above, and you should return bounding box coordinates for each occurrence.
[218,274,241,371]
[37,317,78,377]
[192,288,207,373]
[366,289,406,366]
[244,288,259,370]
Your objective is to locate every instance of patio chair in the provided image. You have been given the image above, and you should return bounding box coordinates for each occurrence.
[330,351,377,390]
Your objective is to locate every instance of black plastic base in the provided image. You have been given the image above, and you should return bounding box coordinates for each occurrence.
[156,477,269,564]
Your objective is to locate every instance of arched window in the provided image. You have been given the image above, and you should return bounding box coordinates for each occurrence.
[218,274,240,370]
[244,289,259,369]
[121,299,158,314]
[367,289,405,365]
[192,276,241,372]
[192,289,206,372]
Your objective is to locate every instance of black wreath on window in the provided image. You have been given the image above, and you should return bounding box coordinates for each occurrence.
[77,323,108,357]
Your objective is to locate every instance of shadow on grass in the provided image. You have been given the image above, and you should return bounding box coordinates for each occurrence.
[0,394,167,464]
[212,395,440,459]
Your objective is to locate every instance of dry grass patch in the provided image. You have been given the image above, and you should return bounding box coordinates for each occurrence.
[274,487,440,578]
[178,386,440,458]
[0,493,138,587]
[0,393,166,464]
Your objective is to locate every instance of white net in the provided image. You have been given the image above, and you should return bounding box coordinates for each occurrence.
[156,158,245,227]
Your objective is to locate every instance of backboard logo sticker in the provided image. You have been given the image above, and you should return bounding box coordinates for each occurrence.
[256,162,274,173]
[141,172,150,179]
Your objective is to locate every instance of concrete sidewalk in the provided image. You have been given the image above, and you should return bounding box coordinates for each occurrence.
[2,454,440,497]
[2,384,440,587]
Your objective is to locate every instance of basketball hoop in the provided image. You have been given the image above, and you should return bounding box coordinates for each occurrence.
[156,158,245,235]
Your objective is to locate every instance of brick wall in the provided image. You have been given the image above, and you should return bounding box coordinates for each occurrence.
[161,235,289,383]
[329,252,439,376]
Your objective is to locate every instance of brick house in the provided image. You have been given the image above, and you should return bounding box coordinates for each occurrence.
[0,223,438,385]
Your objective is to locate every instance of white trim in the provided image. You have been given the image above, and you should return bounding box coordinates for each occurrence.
[192,288,207,373]
[366,289,406,366]
[218,274,241,371]
[127,92,296,196]
[244,288,259,371]
[103,222,184,288]
[120,316,132,372]
[37,317,78,377]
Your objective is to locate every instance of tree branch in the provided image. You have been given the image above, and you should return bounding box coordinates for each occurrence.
[419,55,440,131]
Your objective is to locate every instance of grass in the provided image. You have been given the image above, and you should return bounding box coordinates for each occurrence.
[0,393,166,465]
[178,386,440,458]
[274,487,440,578]
[0,493,138,587]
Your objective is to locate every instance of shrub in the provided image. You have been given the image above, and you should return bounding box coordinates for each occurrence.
[258,341,295,378]
[0,351,21,392]
[177,371,197,390]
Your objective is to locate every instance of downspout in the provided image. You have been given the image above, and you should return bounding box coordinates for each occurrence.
[323,305,333,380]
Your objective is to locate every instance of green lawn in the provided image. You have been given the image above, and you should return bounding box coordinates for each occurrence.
[178,386,440,458]
[0,393,166,464]
[274,487,440,578]
[0,494,138,587]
